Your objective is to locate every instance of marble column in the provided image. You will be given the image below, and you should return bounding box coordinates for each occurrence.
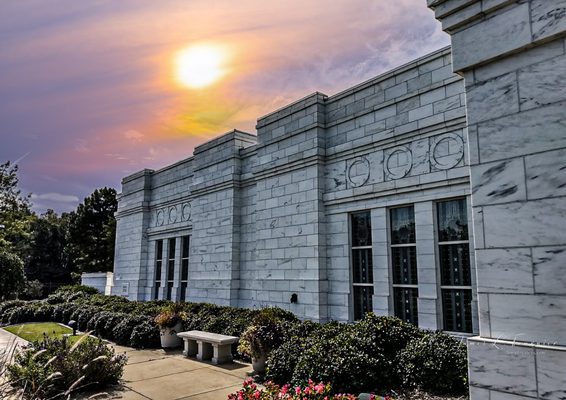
[425,1,566,398]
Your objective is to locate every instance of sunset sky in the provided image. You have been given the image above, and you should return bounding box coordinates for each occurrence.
[0,0,449,213]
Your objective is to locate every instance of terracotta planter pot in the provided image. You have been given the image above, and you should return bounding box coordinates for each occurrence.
[252,354,267,373]
[159,321,183,348]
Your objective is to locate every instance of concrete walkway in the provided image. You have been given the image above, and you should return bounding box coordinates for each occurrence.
[1,328,250,400]
[109,346,250,400]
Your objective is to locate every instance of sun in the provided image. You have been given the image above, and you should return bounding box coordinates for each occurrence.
[174,44,228,89]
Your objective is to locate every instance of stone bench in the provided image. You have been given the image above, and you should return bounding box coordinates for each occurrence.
[177,330,239,365]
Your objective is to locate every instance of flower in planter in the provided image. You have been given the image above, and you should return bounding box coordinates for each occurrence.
[153,303,186,330]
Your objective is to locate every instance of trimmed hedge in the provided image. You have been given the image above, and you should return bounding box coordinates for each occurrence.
[398,331,468,394]
[266,316,467,396]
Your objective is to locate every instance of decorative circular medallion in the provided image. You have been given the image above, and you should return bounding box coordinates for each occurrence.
[168,206,178,224]
[156,210,165,226]
[431,133,464,170]
[386,147,413,179]
[347,157,370,188]
[182,202,192,222]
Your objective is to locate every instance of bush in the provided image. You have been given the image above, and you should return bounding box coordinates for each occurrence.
[398,331,468,395]
[0,300,26,316]
[33,304,55,322]
[267,315,426,394]
[112,315,149,346]
[7,335,127,399]
[130,321,161,349]
[52,303,81,324]
[3,304,40,325]
[70,305,100,331]
[56,284,100,296]
[85,311,127,342]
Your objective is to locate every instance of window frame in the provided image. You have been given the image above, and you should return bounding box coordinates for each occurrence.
[389,204,419,326]
[436,197,473,334]
[180,235,190,301]
[350,211,374,321]
[166,237,176,301]
[154,239,164,300]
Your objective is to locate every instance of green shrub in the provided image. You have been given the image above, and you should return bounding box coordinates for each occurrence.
[7,335,127,399]
[130,321,161,349]
[4,304,39,325]
[70,305,100,331]
[33,304,55,322]
[266,320,335,384]
[0,300,26,316]
[52,303,81,324]
[55,284,100,296]
[267,315,426,394]
[112,315,149,345]
[398,331,468,395]
[86,311,123,340]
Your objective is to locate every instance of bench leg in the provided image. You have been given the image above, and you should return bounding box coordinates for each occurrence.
[196,340,213,361]
[183,339,198,357]
[212,344,233,365]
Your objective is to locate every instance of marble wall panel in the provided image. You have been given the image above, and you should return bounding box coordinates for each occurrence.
[471,158,527,206]
[525,147,566,200]
[477,102,566,163]
[482,198,566,248]
[468,339,538,398]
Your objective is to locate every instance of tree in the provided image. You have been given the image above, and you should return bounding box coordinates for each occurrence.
[0,161,35,258]
[26,209,72,284]
[0,250,26,300]
[66,187,117,273]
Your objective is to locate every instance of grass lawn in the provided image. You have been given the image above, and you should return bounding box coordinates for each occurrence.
[4,322,82,343]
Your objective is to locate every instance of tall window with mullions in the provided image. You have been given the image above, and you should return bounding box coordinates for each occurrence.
[154,240,163,300]
[437,198,472,333]
[166,238,176,300]
[180,236,190,301]
[390,206,418,325]
[351,211,373,320]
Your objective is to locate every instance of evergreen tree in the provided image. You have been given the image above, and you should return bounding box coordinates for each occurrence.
[66,187,117,273]
[26,209,72,284]
[0,161,35,259]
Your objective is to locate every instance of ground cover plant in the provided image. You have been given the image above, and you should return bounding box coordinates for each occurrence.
[0,285,469,397]
[4,322,72,342]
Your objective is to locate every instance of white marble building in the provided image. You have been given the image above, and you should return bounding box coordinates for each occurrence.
[113,46,479,335]
[114,2,566,393]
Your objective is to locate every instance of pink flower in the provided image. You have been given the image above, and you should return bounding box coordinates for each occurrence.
[314,384,325,394]
[295,386,301,395]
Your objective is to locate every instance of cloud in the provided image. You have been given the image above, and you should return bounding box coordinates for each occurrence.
[123,130,144,142]
[31,192,79,203]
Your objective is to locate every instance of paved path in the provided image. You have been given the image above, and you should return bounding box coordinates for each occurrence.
[108,346,250,400]
[1,327,250,400]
